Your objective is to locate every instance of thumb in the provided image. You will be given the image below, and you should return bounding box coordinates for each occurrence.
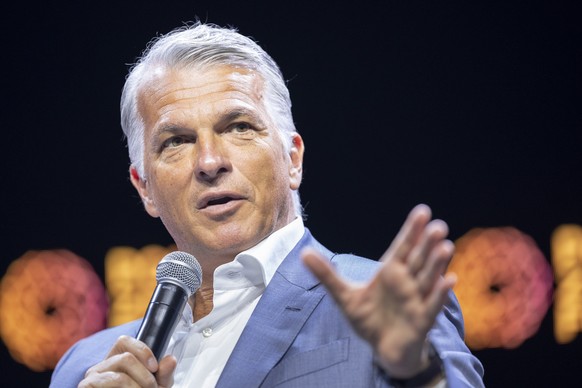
[301,248,349,303]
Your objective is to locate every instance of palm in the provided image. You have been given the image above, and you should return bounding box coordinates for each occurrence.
[302,204,456,377]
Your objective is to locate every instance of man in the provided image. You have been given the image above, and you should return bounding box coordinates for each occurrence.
[51,22,484,387]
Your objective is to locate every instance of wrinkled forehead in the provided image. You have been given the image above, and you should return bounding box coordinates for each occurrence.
[135,64,280,134]
[141,62,264,95]
[136,64,267,113]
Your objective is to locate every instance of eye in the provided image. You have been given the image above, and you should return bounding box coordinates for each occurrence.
[161,136,189,149]
[231,122,253,133]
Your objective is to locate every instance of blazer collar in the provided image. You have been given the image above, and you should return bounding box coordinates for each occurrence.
[216,229,333,387]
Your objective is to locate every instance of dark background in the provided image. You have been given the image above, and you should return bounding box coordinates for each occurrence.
[1,1,580,386]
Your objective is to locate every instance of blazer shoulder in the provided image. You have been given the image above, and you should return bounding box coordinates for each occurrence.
[330,253,381,282]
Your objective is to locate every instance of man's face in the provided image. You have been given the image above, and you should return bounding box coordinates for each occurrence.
[131,65,303,265]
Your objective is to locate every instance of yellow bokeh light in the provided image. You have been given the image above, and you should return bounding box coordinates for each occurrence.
[551,224,582,344]
[105,244,176,327]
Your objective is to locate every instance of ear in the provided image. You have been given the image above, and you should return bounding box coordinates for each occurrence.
[129,166,160,218]
[289,133,304,190]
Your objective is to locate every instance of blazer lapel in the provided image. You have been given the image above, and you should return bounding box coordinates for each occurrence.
[216,229,333,387]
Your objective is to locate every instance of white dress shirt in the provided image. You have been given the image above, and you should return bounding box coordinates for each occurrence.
[166,217,305,387]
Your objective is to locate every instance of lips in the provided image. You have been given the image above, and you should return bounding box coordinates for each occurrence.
[197,192,245,210]
[207,197,234,206]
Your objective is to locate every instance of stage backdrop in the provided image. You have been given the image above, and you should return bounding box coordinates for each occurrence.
[1,1,580,386]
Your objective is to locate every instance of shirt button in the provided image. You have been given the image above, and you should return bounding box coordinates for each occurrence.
[202,327,213,337]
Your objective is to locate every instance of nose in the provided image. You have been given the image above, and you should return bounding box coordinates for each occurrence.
[194,134,231,182]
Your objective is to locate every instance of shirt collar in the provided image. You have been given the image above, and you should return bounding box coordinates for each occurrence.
[213,217,305,289]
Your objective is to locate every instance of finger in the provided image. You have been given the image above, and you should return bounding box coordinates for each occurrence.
[83,352,157,388]
[424,272,457,322]
[107,335,158,373]
[79,370,141,388]
[381,204,432,263]
[82,335,160,387]
[302,248,350,303]
[416,240,455,297]
[156,355,177,388]
[407,219,449,275]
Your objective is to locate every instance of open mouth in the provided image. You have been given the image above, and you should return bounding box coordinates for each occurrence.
[207,196,235,206]
[198,193,245,210]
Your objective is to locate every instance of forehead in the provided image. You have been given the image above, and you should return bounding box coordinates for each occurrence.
[137,64,265,113]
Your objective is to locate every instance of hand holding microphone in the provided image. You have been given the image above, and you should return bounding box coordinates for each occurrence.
[79,252,202,388]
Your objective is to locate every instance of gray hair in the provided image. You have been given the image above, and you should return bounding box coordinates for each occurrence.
[120,22,303,217]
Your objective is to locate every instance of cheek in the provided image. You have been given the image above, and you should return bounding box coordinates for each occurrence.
[240,158,286,206]
[147,169,187,207]
[266,164,293,204]
[257,155,289,189]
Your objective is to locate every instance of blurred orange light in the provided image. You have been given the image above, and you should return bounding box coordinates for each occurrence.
[0,249,108,371]
[447,227,553,350]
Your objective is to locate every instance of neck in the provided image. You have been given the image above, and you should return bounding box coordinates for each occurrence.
[189,283,214,322]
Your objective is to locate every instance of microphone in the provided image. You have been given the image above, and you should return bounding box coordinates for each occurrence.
[136,251,202,360]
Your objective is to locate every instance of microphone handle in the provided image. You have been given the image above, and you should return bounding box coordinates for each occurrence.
[136,282,188,360]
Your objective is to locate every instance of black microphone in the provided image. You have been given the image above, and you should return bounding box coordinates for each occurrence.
[136,251,202,360]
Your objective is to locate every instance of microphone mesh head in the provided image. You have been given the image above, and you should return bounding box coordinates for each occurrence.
[156,251,203,295]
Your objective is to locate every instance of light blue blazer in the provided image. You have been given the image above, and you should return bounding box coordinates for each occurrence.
[51,229,484,387]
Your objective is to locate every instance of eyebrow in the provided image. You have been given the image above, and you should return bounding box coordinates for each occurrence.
[220,108,268,129]
[154,124,188,135]
[152,107,269,139]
